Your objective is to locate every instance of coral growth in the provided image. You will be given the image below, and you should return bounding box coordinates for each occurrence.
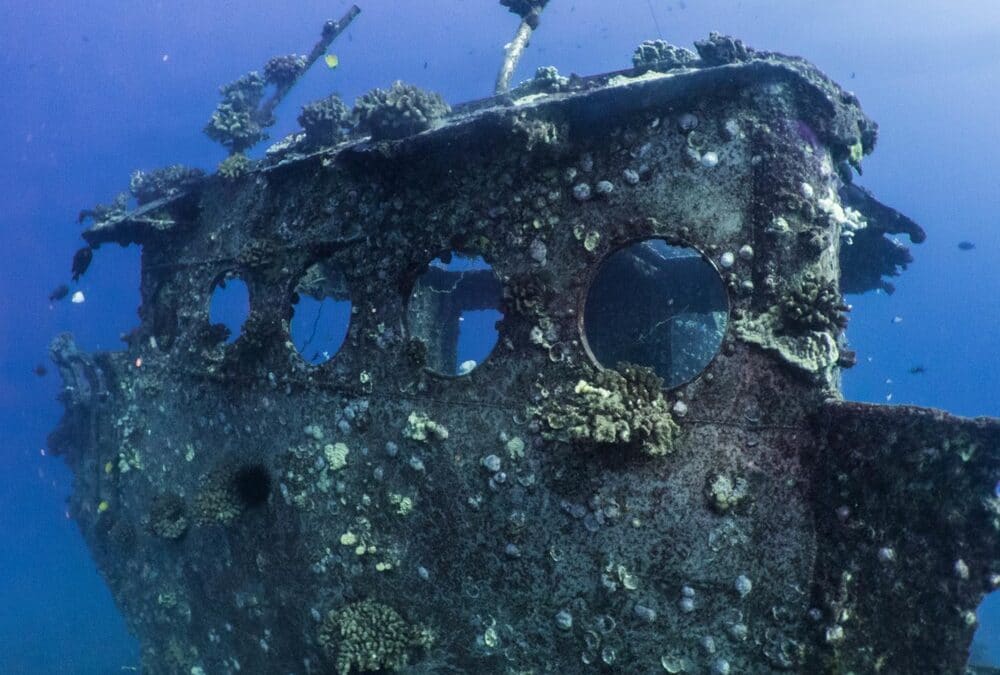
[538,364,679,457]
[706,473,749,513]
[129,165,204,205]
[298,94,352,147]
[217,153,253,180]
[78,192,129,225]
[779,275,849,333]
[264,54,306,86]
[403,412,449,443]
[513,66,569,96]
[193,461,271,526]
[317,599,433,675]
[149,493,189,540]
[632,40,697,72]
[204,72,269,153]
[353,81,450,141]
[194,480,242,526]
[694,32,753,66]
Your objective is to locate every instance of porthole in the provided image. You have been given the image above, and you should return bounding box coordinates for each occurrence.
[208,272,251,344]
[969,588,999,668]
[406,253,504,376]
[290,261,352,365]
[583,239,728,388]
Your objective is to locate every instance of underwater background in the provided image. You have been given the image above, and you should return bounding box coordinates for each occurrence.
[0,0,997,671]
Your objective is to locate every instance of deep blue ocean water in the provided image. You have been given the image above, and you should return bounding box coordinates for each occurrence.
[1,1,997,671]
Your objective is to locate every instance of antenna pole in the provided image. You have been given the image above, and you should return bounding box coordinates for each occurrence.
[254,5,361,126]
[495,2,549,95]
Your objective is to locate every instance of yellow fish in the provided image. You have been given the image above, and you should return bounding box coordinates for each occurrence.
[324,54,339,69]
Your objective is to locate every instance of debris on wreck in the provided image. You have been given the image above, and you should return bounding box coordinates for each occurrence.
[47,7,998,674]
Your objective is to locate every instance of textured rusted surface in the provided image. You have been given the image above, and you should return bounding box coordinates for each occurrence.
[50,39,997,674]
[810,401,1000,674]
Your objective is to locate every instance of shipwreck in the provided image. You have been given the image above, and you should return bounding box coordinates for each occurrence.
[50,5,999,674]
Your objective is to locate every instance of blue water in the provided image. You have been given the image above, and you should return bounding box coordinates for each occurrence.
[2,1,998,671]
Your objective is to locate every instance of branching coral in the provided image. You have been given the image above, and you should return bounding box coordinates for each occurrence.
[632,40,697,72]
[217,153,254,180]
[538,364,679,457]
[353,81,450,141]
[298,94,352,147]
[317,599,433,674]
[204,72,269,153]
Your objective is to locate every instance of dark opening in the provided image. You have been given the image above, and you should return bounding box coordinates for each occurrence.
[583,239,728,388]
[232,463,271,508]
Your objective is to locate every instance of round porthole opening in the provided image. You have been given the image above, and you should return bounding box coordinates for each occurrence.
[290,261,352,365]
[583,239,728,388]
[208,272,251,344]
[406,253,504,377]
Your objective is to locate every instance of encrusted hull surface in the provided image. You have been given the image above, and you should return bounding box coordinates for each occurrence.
[52,40,998,674]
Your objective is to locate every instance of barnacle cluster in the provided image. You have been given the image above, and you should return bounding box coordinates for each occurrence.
[298,94,353,147]
[353,81,450,141]
[779,275,849,333]
[204,72,269,153]
[538,363,679,457]
[149,493,189,540]
[503,272,550,317]
[129,165,204,205]
[263,54,306,86]
[632,40,697,72]
[317,599,433,675]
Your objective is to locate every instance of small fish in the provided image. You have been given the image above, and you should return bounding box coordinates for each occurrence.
[324,54,339,69]
[49,283,69,301]
[71,246,93,280]
[33,364,48,377]
[909,365,926,375]
[891,316,903,324]
[958,241,975,251]
[71,290,86,304]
